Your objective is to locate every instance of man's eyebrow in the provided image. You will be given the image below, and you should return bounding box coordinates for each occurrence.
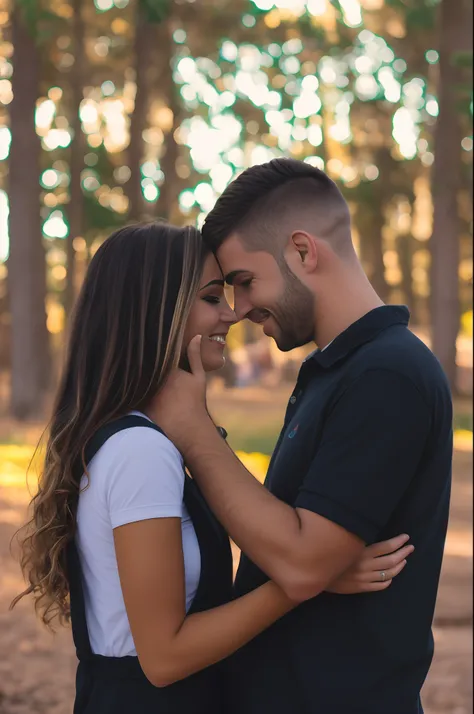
[199,279,225,290]
[224,270,247,285]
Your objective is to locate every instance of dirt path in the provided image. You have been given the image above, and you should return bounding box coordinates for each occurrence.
[0,450,471,714]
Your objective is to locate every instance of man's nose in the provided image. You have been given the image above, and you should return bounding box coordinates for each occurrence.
[221,303,237,325]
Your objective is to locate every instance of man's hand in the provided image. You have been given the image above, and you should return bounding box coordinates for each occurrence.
[146,335,212,450]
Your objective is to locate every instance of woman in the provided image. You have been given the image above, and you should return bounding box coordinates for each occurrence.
[11,223,413,714]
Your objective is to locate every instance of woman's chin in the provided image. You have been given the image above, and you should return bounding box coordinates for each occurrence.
[202,354,226,373]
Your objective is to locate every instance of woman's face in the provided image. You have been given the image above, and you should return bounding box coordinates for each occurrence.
[183,253,236,372]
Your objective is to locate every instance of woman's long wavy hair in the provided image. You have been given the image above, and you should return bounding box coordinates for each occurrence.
[10,222,208,628]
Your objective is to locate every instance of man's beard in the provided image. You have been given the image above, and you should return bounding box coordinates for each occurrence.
[271,265,315,352]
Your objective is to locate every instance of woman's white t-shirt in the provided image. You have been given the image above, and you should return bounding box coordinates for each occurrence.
[75,412,201,657]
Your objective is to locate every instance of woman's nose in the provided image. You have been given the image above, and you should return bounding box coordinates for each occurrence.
[222,304,237,325]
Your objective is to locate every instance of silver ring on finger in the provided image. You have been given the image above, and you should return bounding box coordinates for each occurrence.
[380,571,387,582]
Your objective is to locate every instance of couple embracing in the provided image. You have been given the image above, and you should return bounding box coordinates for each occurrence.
[13,159,452,714]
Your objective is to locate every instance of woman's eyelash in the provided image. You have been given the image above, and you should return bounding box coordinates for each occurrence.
[203,296,221,304]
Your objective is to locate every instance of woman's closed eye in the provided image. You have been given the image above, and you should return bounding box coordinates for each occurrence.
[202,295,221,304]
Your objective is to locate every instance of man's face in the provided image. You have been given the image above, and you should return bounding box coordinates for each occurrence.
[216,235,315,352]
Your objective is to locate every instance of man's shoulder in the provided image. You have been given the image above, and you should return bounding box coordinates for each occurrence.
[346,327,450,400]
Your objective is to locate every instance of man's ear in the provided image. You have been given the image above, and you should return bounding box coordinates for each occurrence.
[289,231,318,272]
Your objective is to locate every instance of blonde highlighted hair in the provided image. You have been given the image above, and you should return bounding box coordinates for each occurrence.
[11,222,208,627]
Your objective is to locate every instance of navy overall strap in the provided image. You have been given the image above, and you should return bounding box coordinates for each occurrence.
[68,415,166,662]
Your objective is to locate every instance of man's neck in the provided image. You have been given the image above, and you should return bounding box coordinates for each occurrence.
[313,267,384,349]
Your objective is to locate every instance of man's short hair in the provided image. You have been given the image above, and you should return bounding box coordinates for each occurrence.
[202,158,353,258]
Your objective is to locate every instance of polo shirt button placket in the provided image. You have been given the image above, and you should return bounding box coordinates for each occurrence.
[289,395,297,405]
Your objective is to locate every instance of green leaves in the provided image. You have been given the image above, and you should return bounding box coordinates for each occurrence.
[405,6,437,30]
[15,0,40,35]
[385,0,438,30]
[451,51,473,70]
[16,0,64,45]
[83,192,123,234]
[139,0,171,24]
[449,52,473,118]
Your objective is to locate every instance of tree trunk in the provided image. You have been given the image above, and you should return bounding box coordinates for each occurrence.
[430,0,472,390]
[354,199,390,303]
[8,8,50,419]
[351,145,390,303]
[127,5,155,222]
[156,21,180,223]
[368,202,389,303]
[398,217,415,320]
[399,237,416,315]
[65,0,85,318]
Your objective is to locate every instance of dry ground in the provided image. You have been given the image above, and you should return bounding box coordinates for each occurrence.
[0,387,471,714]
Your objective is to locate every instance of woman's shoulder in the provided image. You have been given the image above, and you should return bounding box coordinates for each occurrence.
[86,413,186,516]
[97,412,182,464]
[87,413,184,491]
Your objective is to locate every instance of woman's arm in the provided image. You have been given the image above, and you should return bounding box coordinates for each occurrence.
[325,534,414,593]
[114,517,295,688]
[114,519,413,688]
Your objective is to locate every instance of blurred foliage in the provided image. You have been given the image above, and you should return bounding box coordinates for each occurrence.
[0,423,470,490]
[461,310,472,338]
[0,0,472,390]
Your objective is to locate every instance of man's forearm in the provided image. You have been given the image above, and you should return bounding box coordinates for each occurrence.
[182,416,320,596]
[146,349,365,599]
[183,418,302,568]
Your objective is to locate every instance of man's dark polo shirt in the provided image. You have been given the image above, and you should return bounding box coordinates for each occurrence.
[229,306,452,714]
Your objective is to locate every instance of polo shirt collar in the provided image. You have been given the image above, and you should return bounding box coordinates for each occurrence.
[309,305,410,369]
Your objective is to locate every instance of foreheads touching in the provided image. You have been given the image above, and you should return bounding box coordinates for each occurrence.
[202,158,355,280]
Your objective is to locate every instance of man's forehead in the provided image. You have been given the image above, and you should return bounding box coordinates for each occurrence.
[216,234,271,265]
[215,235,251,276]
[216,238,277,283]
[215,233,247,260]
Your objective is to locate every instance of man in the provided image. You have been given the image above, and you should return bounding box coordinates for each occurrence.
[150,159,452,713]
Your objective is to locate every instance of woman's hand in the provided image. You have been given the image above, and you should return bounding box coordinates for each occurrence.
[326,534,414,594]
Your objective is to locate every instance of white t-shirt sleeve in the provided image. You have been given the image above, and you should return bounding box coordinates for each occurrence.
[98,427,185,529]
